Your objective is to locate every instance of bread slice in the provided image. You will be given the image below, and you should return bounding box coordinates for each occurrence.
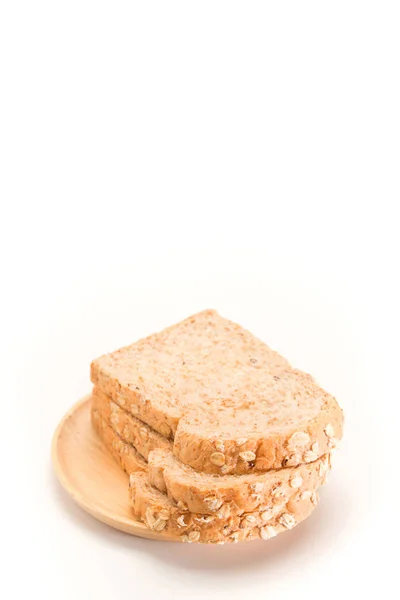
[91,310,343,473]
[173,380,342,474]
[91,406,147,474]
[129,471,320,544]
[92,396,327,518]
[92,387,172,460]
[148,448,328,514]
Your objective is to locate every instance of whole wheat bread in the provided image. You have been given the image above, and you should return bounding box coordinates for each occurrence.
[91,310,343,473]
[91,407,147,474]
[91,397,327,517]
[92,388,172,460]
[129,471,320,544]
[148,447,328,514]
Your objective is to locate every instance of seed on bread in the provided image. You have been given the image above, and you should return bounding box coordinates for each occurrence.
[250,482,265,493]
[240,515,256,528]
[214,440,225,452]
[130,403,139,415]
[220,465,231,474]
[271,484,285,497]
[312,442,319,454]
[188,530,200,542]
[261,509,273,521]
[177,515,187,527]
[216,504,231,519]
[260,525,277,539]
[236,438,248,446]
[153,518,167,532]
[279,513,296,529]
[222,521,234,536]
[194,515,215,523]
[204,496,222,511]
[288,431,310,448]
[304,450,319,463]
[290,476,303,488]
[210,452,226,466]
[319,459,329,477]
[284,452,302,467]
[239,451,256,462]
[324,423,335,438]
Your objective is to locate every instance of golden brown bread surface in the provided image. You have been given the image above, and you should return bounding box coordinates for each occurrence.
[130,471,321,544]
[91,310,343,473]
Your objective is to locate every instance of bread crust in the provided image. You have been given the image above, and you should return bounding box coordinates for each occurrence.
[148,448,329,514]
[91,407,147,474]
[130,471,321,544]
[92,388,172,460]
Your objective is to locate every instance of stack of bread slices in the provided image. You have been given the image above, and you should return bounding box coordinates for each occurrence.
[90,310,343,544]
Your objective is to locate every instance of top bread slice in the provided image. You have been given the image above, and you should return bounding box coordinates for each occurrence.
[91,310,343,473]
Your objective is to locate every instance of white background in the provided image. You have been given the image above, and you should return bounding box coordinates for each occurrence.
[0,1,398,598]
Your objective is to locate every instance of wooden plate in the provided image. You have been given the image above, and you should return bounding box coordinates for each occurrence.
[51,395,176,540]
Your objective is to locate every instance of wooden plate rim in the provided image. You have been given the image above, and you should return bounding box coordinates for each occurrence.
[51,395,175,540]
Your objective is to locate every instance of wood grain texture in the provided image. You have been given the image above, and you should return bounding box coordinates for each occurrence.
[51,396,176,541]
